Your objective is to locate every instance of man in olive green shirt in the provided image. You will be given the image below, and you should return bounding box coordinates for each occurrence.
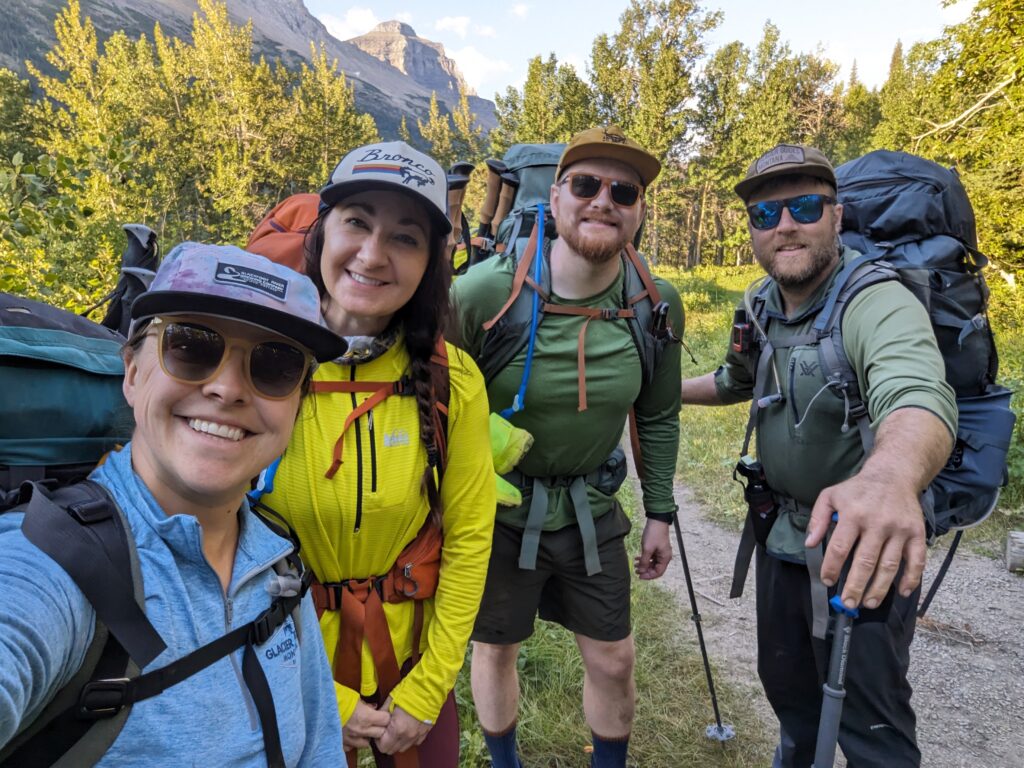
[681,144,955,767]
[453,127,683,768]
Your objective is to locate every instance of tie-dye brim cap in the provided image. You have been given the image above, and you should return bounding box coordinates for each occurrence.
[320,140,452,236]
[131,242,345,362]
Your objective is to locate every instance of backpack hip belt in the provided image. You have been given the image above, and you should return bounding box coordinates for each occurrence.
[310,520,442,768]
[504,447,628,577]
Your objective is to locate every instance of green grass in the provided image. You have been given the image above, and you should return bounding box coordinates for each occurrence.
[661,264,1024,546]
[453,483,773,767]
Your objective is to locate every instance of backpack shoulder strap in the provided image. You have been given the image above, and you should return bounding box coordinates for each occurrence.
[482,223,543,333]
[1,480,158,768]
[22,481,166,666]
[815,259,899,454]
[622,244,667,386]
[478,222,550,386]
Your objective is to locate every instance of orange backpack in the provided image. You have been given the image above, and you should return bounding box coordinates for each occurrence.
[246,193,321,273]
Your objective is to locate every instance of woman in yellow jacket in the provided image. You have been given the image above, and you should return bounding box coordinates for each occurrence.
[257,141,495,767]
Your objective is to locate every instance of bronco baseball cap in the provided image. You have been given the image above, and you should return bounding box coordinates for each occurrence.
[320,141,452,235]
[735,144,837,202]
[131,242,345,362]
[556,125,661,187]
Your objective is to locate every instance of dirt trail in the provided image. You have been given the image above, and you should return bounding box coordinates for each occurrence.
[647,480,1024,767]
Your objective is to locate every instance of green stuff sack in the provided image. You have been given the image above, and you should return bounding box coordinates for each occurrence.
[0,292,133,494]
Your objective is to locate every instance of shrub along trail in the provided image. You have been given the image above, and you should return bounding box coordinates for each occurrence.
[655,478,1024,768]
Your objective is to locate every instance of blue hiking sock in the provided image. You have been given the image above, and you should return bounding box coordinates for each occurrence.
[590,731,629,768]
[483,722,522,768]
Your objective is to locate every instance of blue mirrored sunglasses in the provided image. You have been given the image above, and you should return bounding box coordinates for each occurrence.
[746,194,836,230]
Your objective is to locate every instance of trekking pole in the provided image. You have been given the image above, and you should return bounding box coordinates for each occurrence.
[813,521,859,768]
[671,514,735,742]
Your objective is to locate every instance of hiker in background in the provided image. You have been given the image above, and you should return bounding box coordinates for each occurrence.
[0,243,345,766]
[254,141,495,768]
[452,126,684,768]
[680,144,957,767]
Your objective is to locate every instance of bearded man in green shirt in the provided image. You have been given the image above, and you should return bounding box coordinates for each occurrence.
[453,127,684,768]
[681,144,957,767]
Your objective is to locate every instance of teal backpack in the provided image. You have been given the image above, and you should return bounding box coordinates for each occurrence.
[470,143,564,267]
[0,292,133,494]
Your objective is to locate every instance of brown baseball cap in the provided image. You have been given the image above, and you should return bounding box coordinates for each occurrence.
[556,126,661,187]
[734,144,836,202]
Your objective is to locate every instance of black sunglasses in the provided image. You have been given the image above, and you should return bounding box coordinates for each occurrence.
[746,194,836,230]
[560,173,643,207]
[147,318,313,400]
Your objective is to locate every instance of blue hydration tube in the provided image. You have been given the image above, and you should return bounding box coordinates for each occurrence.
[500,203,545,419]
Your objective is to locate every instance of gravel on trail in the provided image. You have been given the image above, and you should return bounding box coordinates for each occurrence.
[650,481,1024,768]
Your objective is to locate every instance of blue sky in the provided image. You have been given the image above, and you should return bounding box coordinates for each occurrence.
[305,0,976,99]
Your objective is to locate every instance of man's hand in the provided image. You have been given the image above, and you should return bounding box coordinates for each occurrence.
[805,407,951,610]
[342,699,390,750]
[635,519,672,580]
[375,699,432,755]
[805,468,927,610]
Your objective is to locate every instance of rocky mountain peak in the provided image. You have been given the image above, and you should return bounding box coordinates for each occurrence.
[372,20,416,38]
[348,20,474,98]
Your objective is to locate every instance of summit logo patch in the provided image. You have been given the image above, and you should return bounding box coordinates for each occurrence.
[756,145,805,173]
[215,263,288,301]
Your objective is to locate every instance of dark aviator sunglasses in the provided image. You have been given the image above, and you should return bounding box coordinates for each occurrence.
[145,317,313,400]
[746,194,836,230]
[560,173,643,207]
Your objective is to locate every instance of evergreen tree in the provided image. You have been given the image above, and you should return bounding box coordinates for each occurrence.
[286,43,378,192]
[451,89,484,164]
[417,92,455,168]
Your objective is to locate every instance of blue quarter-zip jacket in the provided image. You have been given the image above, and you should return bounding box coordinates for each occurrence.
[0,445,343,766]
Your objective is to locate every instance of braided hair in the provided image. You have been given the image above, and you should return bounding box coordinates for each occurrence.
[305,199,453,521]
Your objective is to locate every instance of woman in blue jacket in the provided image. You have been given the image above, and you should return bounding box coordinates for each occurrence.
[0,243,346,766]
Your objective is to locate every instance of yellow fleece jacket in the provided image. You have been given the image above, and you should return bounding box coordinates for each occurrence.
[261,340,495,724]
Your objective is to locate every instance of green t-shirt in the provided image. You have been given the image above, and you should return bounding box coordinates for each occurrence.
[453,250,683,529]
[714,249,957,559]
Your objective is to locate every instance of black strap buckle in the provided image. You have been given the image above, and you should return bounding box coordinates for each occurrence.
[67,498,113,525]
[250,599,288,646]
[78,678,130,719]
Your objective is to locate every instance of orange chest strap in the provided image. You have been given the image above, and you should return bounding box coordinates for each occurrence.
[310,378,410,479]
[541,303,638,412]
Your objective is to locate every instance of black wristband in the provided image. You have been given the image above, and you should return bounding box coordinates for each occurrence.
[645,510,675,524]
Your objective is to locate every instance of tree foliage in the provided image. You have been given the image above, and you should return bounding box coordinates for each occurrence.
[2,0,1021,302]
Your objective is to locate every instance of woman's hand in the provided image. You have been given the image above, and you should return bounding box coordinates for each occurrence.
[375,698,432,755]
[342,699,390,749]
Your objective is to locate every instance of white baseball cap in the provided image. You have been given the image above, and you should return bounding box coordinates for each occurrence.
[320,141,452,235]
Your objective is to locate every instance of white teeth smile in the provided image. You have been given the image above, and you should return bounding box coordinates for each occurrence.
[348,271,386,287]
[187,418,245,442]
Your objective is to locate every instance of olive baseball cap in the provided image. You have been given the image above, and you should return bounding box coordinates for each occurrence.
[556,126,661,187]
[320,141,452,235]
[734,144,837,202]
